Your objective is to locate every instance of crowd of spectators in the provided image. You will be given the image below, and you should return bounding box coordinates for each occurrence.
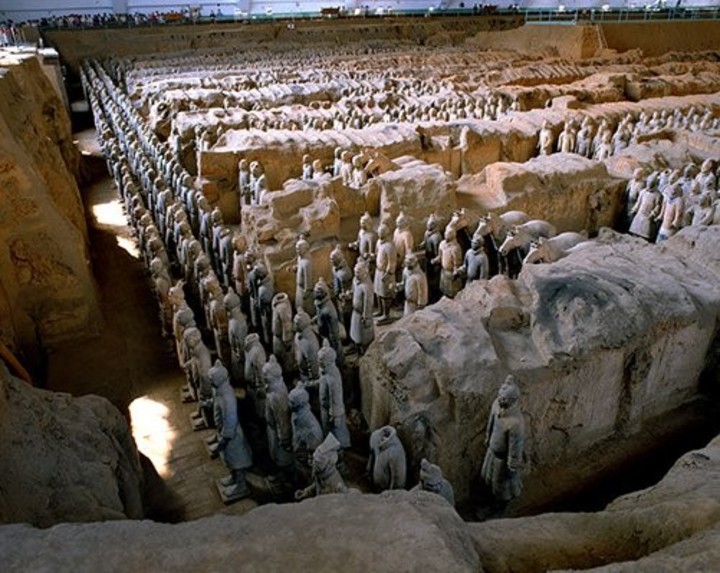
[1,7,222,31]
[0,23,21,46]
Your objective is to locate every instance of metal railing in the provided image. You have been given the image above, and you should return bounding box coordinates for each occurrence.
[524,6,720,24]
[15,6,720,32]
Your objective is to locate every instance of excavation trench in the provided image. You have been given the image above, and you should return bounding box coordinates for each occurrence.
[39,140,719,526]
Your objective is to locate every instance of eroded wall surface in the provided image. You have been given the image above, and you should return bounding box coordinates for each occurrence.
[360,226,720,504]
[0,53,99,365]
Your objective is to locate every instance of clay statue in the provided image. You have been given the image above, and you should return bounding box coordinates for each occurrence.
[446,209,472,254]
[173,301,196,371]
[557,121,576,154]
[497,220,557,278]
[481,375,525,505]
[294,237,315,317]
[351,155,367,188]
[312,158,326,180]
[295,433,348,500]
[302,154,313,180]
[149,257,173,337]
[244,333,267,421]
[373,223,397,324]
[594,129,613,161]
[294,310,320,382]
[392,211,414,280]
[332,147,343,177]
[254,262,275,347]
[350,259,374,355]
[349,212,376,262]
[411,458,455,506]
[625,168,646,231]
[433,225,463,299]
[339,150,354,186]
[207,278,230,366]
[249,160,267,205]
[238,158,251,205]
[459,235,489,284]
[313,278,344,367]
[420,214,443,302]
[263,355,293,470]
[629,178,661,241]
[309,342,351,449]
[537,121,554,156]
[397,253,428,316]
[691,193,715,226]
[224,288,247,386]
[523,232,588,265]
[211,359,253,500]
[231,233,249,310]
[656,183,684,243]
[575,118,593,158]
[695,158,716,191]
[368,425,407,491]
[183,326,214,428]
[330,244,353,334]
[271,292,296,376]
[288,385,324,481]
[218,227,234,288]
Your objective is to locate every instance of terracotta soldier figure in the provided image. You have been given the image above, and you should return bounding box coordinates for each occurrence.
[294,433,348,500]
[411,459,455,506]
[482,375,526,508]
[368,425,407,492]
[211,359,253,500]
[350,260,374,355]
[374,223,397,324]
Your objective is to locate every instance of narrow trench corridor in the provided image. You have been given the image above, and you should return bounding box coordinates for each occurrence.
[46,131,258,521]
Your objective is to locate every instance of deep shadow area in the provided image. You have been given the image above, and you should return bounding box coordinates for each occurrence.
[140,453,186,523]
[548,397,720,514]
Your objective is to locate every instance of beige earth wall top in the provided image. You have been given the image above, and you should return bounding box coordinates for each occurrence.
[42,14,524,74]
[601,20,720,57]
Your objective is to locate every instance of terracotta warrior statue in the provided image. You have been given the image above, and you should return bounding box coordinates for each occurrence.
[350,259,374,355]
[313,278,344,367]
[211,359,253,499]
[411,458,455,506]
[294,433,348,500]
[289,385,323,484]
[434,225,464,299]
[373,223,397,325]
[481,375,525,508]
[263,355,293,471]
[368,425,407,492]
[349,212,376,262]
[271,292,296,376]
[397,253,428,317]
[294,236,315,317]
[294,310,320,383]
[330,244,353,334]
[309,342,351,450]
[224,288,247,386]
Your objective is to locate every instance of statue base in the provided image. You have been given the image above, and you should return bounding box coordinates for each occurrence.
[216,479,251,504]
[205,440,219,459]
[190,413,208,431]
[181,387,197,403]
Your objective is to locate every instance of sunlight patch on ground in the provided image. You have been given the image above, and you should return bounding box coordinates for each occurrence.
[92,199,126,228]
[116,235,141,259]
[92,199,140,258]
[129,396,177,478]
